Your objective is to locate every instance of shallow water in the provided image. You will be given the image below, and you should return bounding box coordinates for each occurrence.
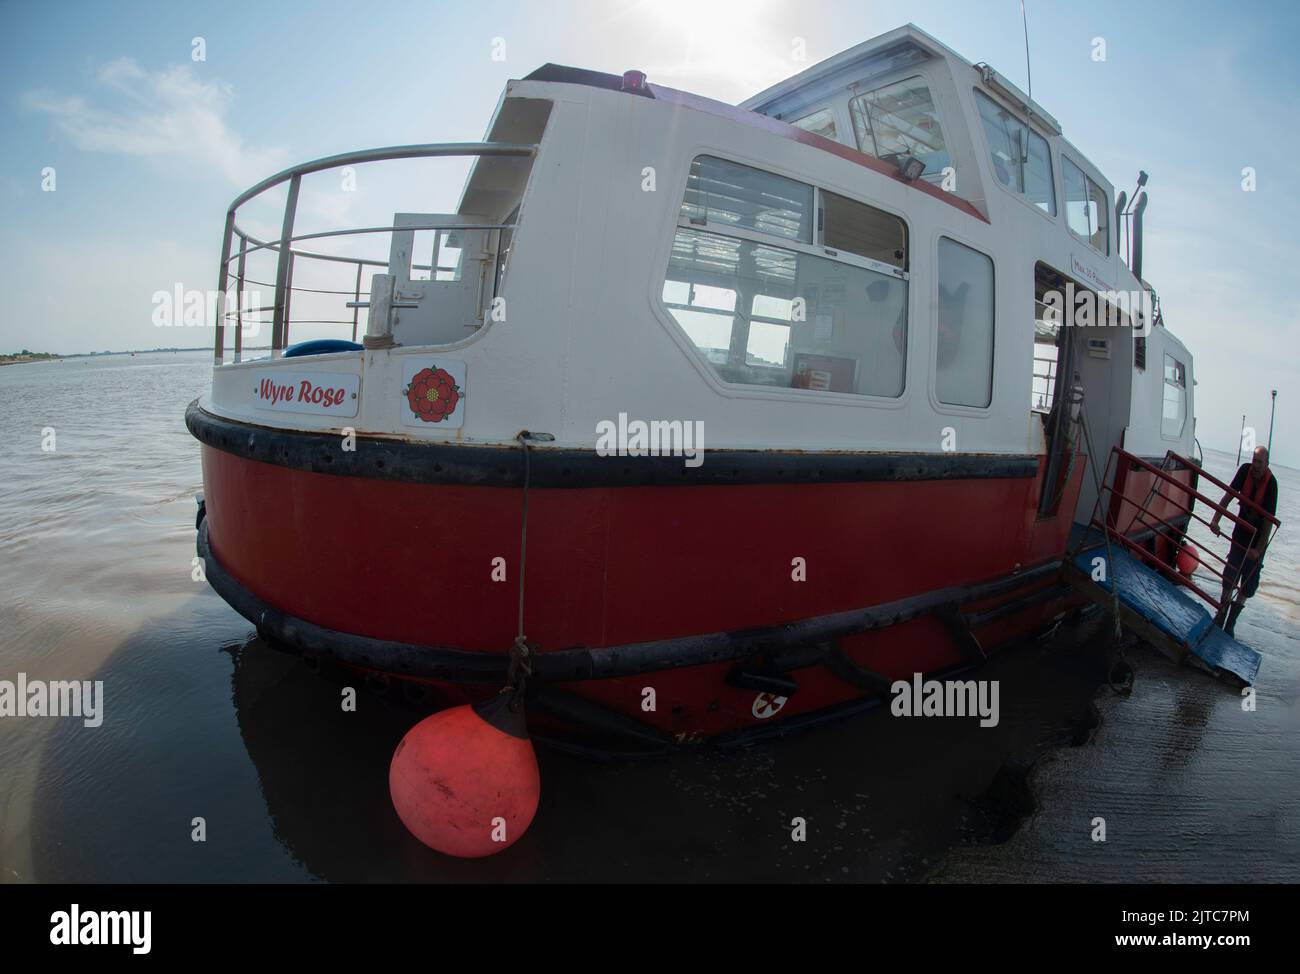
[0,352,1295,882]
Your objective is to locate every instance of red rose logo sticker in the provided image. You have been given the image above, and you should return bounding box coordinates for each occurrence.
[404,366,462,423]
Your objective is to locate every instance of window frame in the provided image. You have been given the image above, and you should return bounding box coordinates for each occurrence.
[679,154,816,245]
[675,156,908,280]
[847,73,952,186]
[788,106,840,142]
[1061,154,1110,255]
[1160,352,1188,440]
[972,87,1058,220]
[930,233,997,415]
[652,150,914,407]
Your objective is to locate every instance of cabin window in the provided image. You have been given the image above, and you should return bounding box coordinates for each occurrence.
[849,76,950,183]
[409,229,464,282]
[974,90,1055,216]
[936,238,995,408]
[1063,157,1109,254]
[679,155,813,244]
[664,158,908,398]
[821,190,908,270]
[663,228,908,397]
[1162,353,1187,437]
[790,107,837,141]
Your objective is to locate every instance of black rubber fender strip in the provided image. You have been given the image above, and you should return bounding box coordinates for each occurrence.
[820,643,895,697]
[186,399,1041,489]
[527,685,677,751]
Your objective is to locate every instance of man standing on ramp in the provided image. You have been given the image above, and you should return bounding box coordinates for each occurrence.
[1210,446,1278,637]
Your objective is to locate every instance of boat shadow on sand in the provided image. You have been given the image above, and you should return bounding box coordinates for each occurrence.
[28,602,1125,882]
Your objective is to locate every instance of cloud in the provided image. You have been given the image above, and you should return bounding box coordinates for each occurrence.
[22,58,286,188]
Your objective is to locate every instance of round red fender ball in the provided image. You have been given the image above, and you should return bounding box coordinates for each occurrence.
[1176,544,1200,577]
[389,693,540,858]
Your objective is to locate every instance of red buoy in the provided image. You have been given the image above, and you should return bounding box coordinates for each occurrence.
[389,693,539,858]
[1176,544,1200,577]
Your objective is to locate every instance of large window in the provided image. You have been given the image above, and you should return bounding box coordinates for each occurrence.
[936,238,995,408]
[1162,354,1187,437]
[849,76,950,183]
[1063,157,1109,254]
[663,158,909,398]
[975,90,1055,216]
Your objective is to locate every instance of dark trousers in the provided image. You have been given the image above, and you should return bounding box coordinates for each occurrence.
[1216,541,1264,636]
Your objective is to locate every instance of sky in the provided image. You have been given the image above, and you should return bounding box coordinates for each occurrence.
[1,0,1296,464]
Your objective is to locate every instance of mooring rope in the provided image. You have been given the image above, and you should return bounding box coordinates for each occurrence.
[506,432,539,707]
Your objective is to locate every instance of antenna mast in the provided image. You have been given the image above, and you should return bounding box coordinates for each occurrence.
[1021,0,1033,100]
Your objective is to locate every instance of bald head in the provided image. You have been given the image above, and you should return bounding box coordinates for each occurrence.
[1251,446,1270,477]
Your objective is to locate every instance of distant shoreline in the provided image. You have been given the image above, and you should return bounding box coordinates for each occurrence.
[1,352,61,366]
[0,347,271,365]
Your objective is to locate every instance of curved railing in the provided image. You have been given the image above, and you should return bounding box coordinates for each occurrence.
[213,142,537,363]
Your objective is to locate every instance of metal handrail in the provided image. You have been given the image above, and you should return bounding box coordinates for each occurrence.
[1093,447,1280,614]
[1090,450,1229,609]
[224,220,516,349]
[1169,452,1281,528]
[1108,450,1257,537]
[1031,350,1057,413]
[233,230,389,269]
[226,142,536,216]
[214,141,537,362]
[228,222,519,265]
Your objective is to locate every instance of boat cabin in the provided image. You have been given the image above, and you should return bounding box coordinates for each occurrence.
[206,24,1195,537]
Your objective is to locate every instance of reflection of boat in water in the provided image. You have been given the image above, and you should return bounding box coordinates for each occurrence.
[227,636,530,879]
[191,24,1209,750]
[227,624,1118,877]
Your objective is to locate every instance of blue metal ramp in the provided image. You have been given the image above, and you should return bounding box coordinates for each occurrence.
[1188,624,1262,687]
[1066,547,1261,686]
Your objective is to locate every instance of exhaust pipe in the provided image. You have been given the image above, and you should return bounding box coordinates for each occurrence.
[1131,190,1148,280]
[1114,190,1127,256]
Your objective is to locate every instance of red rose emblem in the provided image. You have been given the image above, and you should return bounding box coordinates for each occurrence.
[405,366,462,423]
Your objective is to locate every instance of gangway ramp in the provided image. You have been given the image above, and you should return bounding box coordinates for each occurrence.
[1064,546,1260,686]
[1062,448,1278,688]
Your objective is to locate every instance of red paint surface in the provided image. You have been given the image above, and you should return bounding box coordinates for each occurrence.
[202,446,1083,735]
[389,703,540,857]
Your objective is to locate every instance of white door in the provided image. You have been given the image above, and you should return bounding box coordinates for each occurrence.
[387,213,493,346]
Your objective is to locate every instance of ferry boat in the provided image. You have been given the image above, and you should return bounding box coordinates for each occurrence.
[189,24,1209,755]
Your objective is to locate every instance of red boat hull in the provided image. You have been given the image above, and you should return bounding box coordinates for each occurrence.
[197,427,1093,739]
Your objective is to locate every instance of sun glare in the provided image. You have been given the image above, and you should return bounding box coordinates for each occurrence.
[632,0,787,97]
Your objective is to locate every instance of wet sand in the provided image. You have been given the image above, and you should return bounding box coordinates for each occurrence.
[932,453,1300,882]
[10,606,1114,883]
[933,640,1300,882]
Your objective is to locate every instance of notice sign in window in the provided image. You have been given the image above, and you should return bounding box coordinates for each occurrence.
[253,372,360,417]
